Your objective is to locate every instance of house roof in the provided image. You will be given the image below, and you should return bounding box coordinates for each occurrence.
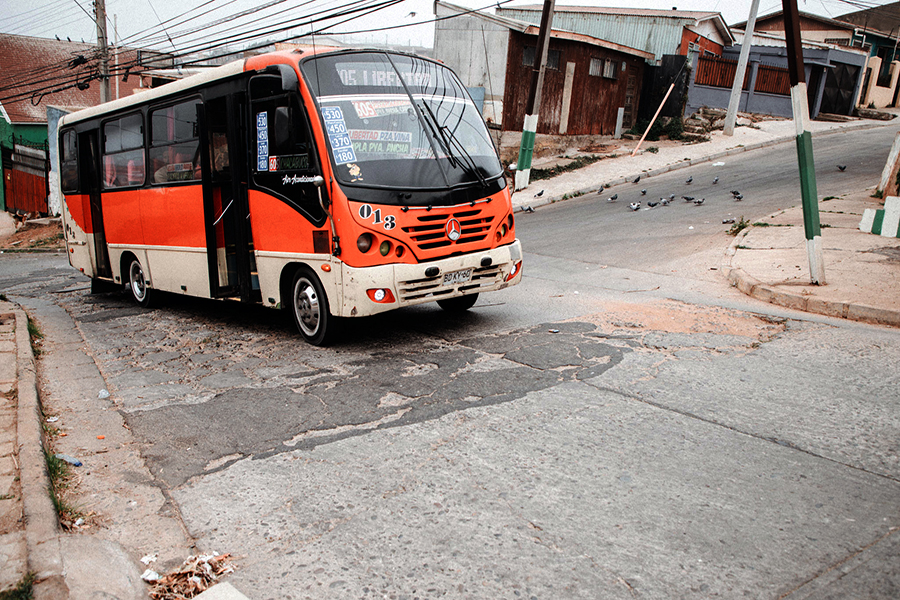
[730,28,867,52]
[0,33,158,125]
[494,4,734,57]
[434,1,654,60]
[837,1,900,39]
[732,10,856,33]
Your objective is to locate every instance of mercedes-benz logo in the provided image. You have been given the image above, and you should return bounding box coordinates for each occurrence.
[446,218,462,241]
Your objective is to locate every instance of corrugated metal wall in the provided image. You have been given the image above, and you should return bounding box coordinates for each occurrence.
[502,32,644,135]
[498,8,687,62]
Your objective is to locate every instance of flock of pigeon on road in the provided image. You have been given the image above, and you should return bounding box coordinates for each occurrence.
[526,164,848,224]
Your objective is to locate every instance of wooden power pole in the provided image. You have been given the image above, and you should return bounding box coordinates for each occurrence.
[514,0,555,191]
[95,0,110,103]
[782,0,825,284]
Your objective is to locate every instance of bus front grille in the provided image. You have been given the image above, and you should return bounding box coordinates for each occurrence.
[401,208,495,255]
[397,264,504,302]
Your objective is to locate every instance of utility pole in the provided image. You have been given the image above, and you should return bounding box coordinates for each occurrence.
[782,0,825,284]
[514,0,555,191]
[724,0,761,136]
[95,0,110,103]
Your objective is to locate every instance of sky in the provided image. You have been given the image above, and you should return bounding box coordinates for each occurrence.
[0,0,887,54]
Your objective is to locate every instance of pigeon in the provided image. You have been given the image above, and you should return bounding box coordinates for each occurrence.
[647,201,659,207]
[660,197,671,206]
[629,202,641,211]
[633,175,641,184]
[668,193,676,200]
[641,189,647,195]
[837,165,846,171]
[608,193,618,202]
[722,217,736,224]
[730,190,740,197]
[534,190,544,198]
[682,195,694,202]
[733,194,743,201]
[685,176,693,184]
[693,198,705,205]
[522,206,535,213]
[713,176,719,184]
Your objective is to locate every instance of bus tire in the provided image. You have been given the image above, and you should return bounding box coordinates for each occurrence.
[127,257,153,308]
[437,293,478,313]
[290,267,333,346]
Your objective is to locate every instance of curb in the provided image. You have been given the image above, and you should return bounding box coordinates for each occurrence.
[515,119,893,213]
[14,307,69,598]
[721,226,900,328]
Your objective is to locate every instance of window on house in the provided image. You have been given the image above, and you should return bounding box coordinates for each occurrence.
[60,130,78,193]
[149,99,201,184]
[102,112,144,188]
[523,46,561,70]
[589,58,602,77]
[602,58,617,79]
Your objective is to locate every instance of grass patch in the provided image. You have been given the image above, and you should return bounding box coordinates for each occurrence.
[0,573,36,600]
[0,294,7,302]
[728,216,751,236]
[751,222,792,227]
[645,146,659,154]
[873,189,884,199]
[43,449,82,526]
[822,196,838,201]
[821,223,832,228]
[26,317,43,357]
[529,155,605,182]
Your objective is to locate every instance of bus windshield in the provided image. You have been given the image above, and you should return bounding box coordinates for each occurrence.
[302,52,502,191]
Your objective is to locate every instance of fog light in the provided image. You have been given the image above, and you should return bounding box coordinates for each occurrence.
[505,260,522,281]
[395,245,405,257]
[366,288,396,303]
[379,240,392,256]
[425,266,439,277]
[501,224,508,237]
[357,233,373,253]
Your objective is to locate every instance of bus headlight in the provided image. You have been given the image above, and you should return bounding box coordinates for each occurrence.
[357,233,373,253]
[379,240,392,256]
[367,288,396,303]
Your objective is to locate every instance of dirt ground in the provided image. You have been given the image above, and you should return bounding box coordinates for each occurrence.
[0,221,64,251]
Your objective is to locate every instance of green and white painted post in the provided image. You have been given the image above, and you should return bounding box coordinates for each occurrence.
[782,0,825,284]
[515,0,555,191]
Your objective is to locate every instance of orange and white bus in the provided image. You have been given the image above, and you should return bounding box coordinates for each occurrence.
[57,49,522,344]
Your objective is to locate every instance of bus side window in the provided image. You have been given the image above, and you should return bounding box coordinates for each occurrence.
[102,113,144,189]
[60,130,79,192]
[150,99,202,184]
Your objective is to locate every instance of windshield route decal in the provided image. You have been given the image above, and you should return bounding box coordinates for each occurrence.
[321,106,357,165]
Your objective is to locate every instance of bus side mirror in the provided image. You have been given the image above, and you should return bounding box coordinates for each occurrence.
[274,107,292,150]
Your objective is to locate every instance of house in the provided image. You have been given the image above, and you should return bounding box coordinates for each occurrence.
[735,9,900,108]
[684,29,868,120]
[494,5,735,63]
[433,0,653,159]
[494,5,734,122]
[0,34,170,214]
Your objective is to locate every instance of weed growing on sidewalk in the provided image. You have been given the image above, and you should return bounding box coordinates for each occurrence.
[728,217,750,236]
[26,316,43,357]
[0,294,7,302]
[0,572,35,600]
[43,449,82,527]
[530,155,605,182]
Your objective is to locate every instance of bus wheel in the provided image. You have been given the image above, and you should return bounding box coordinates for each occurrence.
[437,293,478,313]
[291,267,332,345]
[127,258,153,308]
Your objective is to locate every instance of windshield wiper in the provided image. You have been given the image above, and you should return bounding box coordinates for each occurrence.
[419,102,487,188]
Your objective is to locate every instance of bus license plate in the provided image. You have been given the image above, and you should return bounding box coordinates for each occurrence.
[442,269,472,286]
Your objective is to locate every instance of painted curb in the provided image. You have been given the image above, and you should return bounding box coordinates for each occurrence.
[14,308,69,599]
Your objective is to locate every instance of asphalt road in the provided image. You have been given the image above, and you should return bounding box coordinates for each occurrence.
[2,127,899,599]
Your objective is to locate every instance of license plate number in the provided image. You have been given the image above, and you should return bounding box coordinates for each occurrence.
[442,269,472,286]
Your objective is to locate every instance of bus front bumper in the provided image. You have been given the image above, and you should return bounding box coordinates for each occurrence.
[339,239,523,318]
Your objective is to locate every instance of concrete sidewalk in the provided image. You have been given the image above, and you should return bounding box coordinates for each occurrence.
[509,112,900,328]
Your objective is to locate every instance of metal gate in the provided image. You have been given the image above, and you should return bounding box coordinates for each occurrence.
[820,63,862,116]
[2,142,49,214]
